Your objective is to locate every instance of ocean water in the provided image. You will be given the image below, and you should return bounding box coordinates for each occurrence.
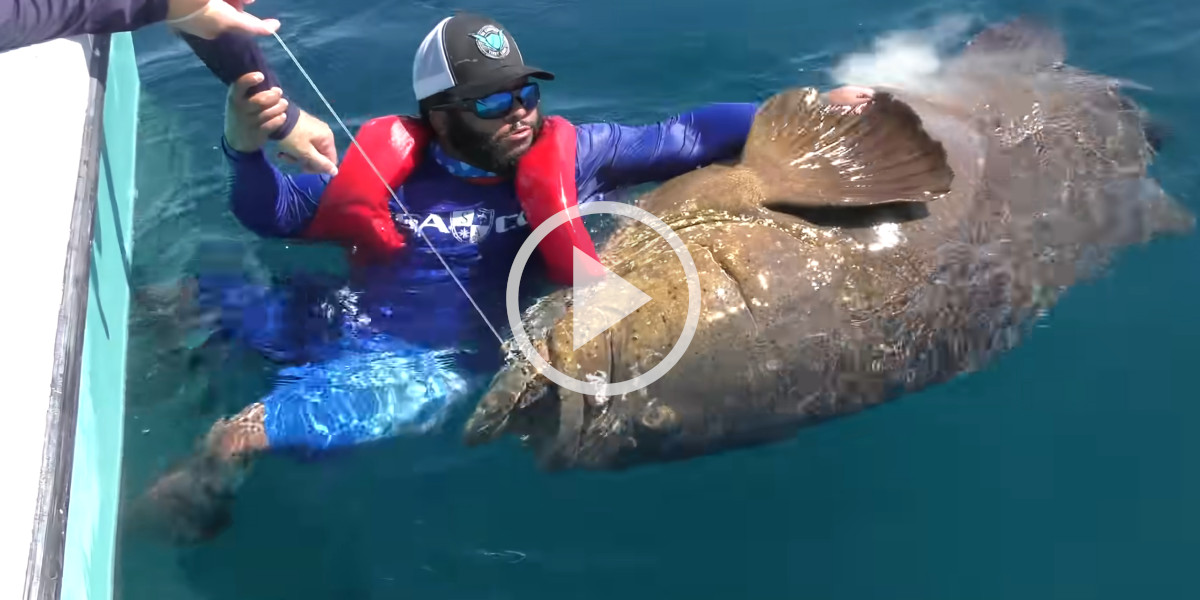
[115,0,1200,599]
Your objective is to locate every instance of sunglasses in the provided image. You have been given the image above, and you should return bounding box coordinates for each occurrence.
[434,83,541,120]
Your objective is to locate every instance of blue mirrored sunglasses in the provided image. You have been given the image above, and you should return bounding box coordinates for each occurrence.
[437,83,541,120]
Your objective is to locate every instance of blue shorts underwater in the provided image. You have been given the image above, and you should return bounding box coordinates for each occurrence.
[129,273,500,543]
[261,335,473,453]
[188,273,493,455]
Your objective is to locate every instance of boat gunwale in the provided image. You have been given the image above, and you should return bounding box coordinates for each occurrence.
[22,32,112,600]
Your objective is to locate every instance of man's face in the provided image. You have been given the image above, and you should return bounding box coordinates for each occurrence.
[438,78,543,176]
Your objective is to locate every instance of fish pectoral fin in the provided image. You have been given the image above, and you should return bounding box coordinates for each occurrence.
[739,87,954,208]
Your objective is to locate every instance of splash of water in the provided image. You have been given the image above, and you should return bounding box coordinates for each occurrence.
[829,14,979,93]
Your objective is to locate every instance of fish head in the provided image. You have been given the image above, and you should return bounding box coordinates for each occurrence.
[463,337,596,471]
[463,338,549,435]
[462,290,581,469]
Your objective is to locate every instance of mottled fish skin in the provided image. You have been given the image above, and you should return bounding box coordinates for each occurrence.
[464,18,1195,471]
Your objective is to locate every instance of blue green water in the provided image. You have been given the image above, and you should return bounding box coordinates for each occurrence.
[116,1,1200,598]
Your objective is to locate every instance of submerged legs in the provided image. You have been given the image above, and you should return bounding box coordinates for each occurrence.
[131,338,474,544]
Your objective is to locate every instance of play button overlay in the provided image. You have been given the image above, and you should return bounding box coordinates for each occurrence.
[570,247,652,351]
[506,200,702,398]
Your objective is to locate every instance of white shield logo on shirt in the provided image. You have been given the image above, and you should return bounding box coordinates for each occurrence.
[449,208,495,244]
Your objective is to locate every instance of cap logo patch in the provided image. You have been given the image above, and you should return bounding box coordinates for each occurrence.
[470,25,510,59]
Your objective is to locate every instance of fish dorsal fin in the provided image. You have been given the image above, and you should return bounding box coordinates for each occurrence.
[739,87,953,209]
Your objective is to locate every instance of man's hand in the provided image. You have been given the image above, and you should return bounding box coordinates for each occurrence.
[224,73,340,175]
[276,111,339,176]
[826,85,875,115]
[166,0,280,39]
[224,72,290,154]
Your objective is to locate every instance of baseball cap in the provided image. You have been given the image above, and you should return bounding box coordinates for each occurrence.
[412,12,556,102]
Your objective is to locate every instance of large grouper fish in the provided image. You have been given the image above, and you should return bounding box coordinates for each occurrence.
[462,18,1195,471]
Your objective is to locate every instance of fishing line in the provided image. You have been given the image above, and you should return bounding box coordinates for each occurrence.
[271,31,507,345]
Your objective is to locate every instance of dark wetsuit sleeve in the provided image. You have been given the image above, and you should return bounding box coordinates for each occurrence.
[0,0,168,51]
[577,102,760,194]
[222,136,329,238]
[181,31,300,140]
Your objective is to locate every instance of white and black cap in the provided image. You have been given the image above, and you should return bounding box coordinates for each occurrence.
[412,12,555,102]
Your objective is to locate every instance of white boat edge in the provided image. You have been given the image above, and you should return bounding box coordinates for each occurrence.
[0,31,139,600]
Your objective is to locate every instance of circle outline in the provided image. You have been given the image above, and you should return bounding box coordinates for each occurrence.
[472,25,511,59]
[505,200,701,397]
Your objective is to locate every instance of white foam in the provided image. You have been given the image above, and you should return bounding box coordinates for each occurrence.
[829,14,979,92]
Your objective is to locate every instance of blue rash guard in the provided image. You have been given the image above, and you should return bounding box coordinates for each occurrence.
[215,103,760,361]
[206,103,760,454]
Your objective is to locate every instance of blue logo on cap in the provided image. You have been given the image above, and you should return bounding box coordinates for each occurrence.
[470,25,510,59]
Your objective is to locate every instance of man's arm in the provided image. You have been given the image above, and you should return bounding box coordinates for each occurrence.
[182,31,299,139]
[221,72,327,238]
[576,102,759,194]
[0,0,277,52]
[222,137,329,238]
[0,0,302,138]
[1,0,168,51]
[185,31,338,171]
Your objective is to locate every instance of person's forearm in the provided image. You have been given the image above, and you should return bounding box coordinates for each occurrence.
[182,30,299,139]
[0,0,169,51]
[581,102,759,191]
[0,1,299,137]
[223,136,326,238]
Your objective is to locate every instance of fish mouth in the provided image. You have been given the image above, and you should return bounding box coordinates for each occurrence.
[462,353,566,466]
[463,291,578,464]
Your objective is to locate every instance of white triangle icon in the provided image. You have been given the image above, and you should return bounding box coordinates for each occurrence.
[572,247,652,351]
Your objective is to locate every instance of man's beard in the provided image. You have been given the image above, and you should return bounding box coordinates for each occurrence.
[445,112,543,177]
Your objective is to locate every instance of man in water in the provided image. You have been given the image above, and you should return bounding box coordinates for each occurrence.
[137,11,874,542]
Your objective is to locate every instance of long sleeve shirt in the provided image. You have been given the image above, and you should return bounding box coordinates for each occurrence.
[1,0,299,137]
[213,103,760,354]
